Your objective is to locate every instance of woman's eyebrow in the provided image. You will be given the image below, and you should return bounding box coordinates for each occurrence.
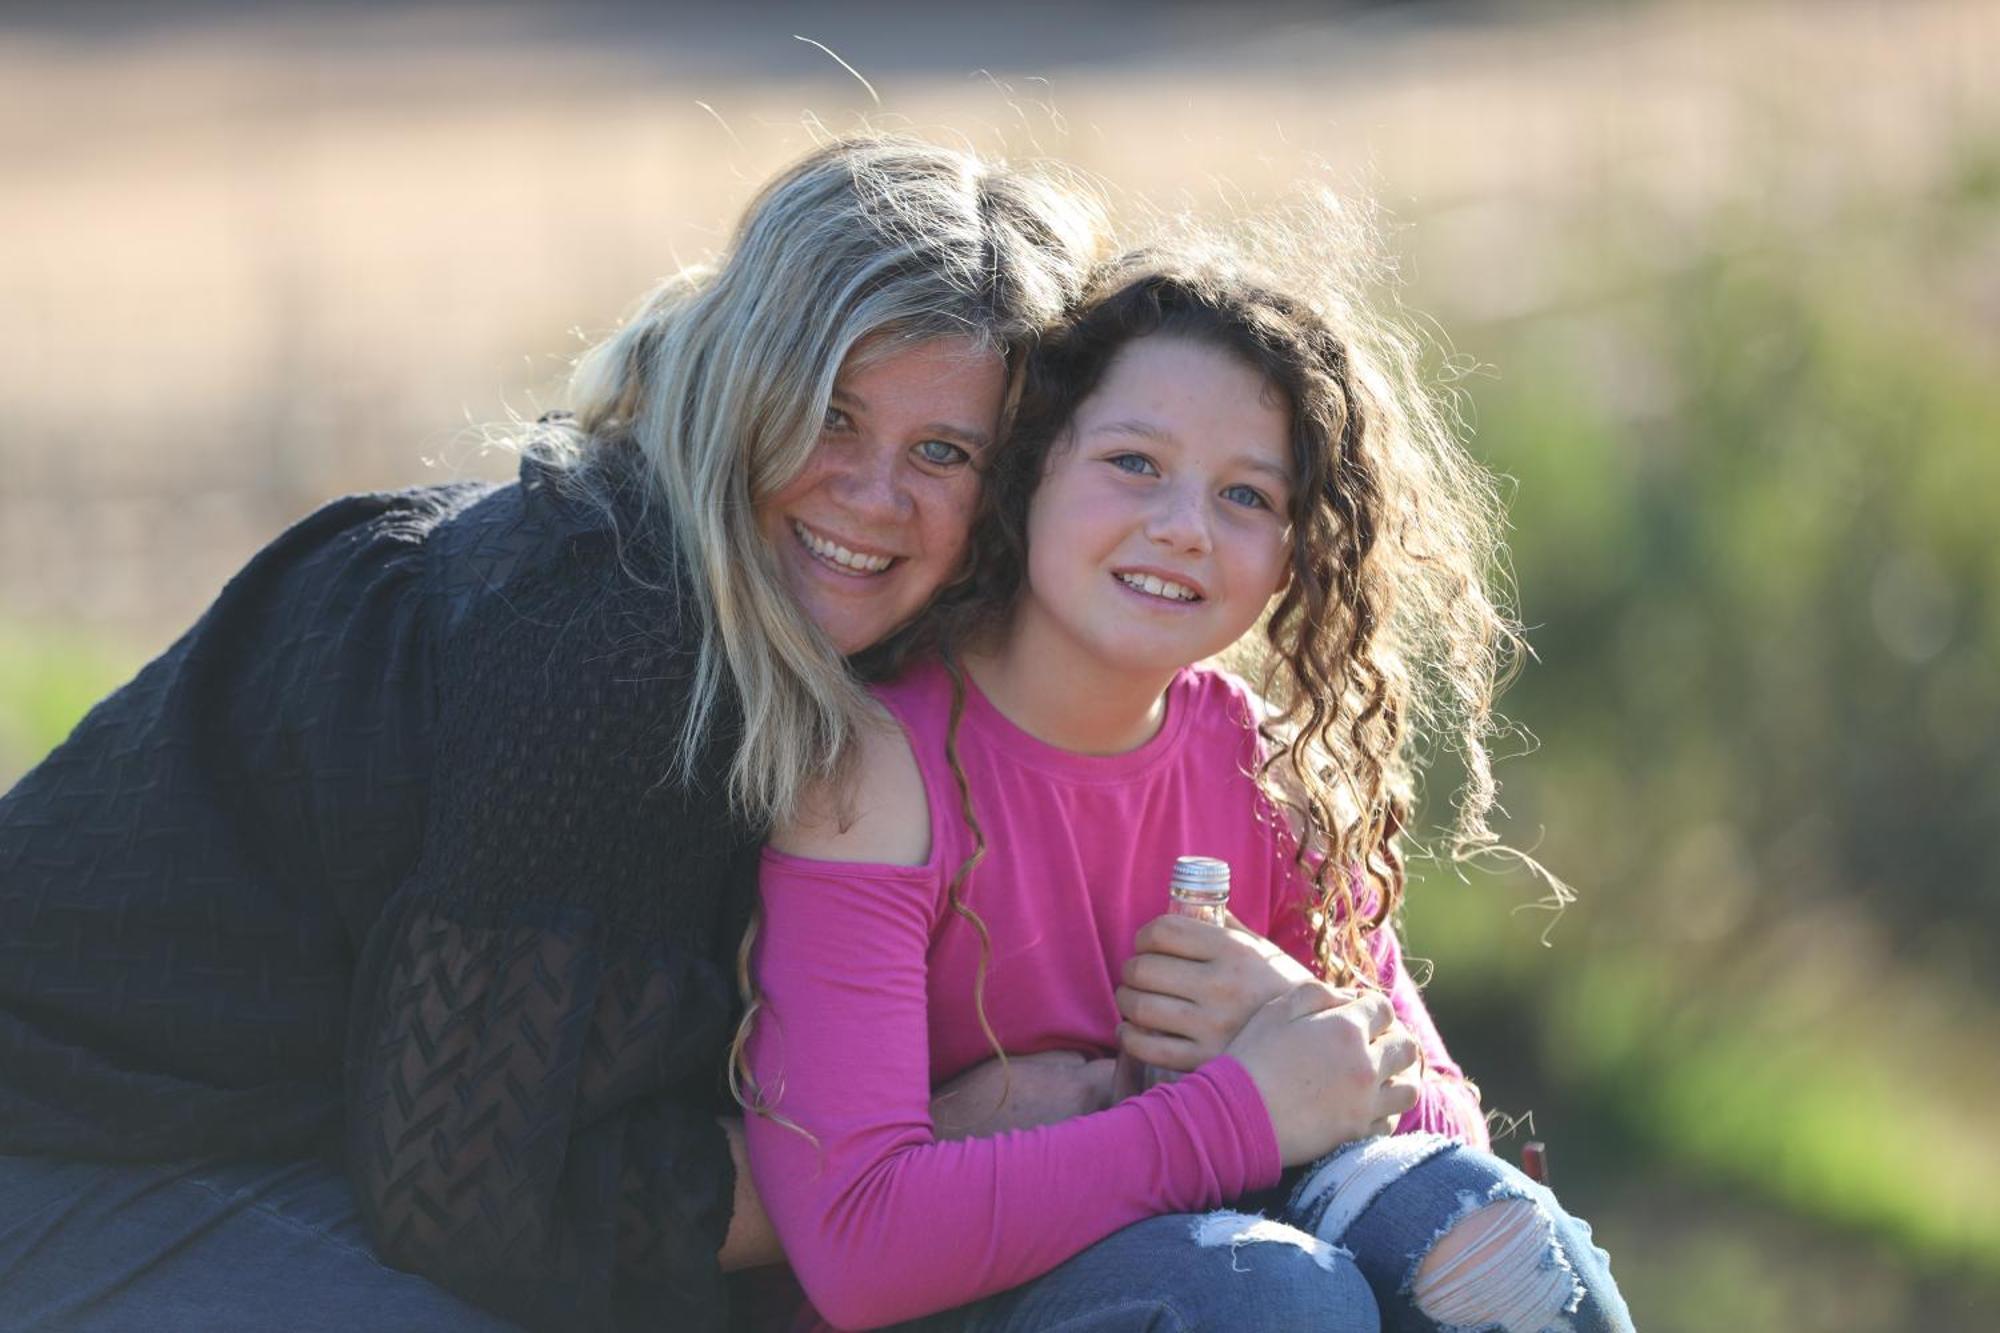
[830,388,992,449]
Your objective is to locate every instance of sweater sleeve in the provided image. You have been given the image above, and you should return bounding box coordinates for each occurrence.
[344,521,753,1333]
[745,850,1282,1332]
[0,487,466,1162]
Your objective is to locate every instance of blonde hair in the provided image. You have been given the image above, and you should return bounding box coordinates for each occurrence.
[544,134,1106,829]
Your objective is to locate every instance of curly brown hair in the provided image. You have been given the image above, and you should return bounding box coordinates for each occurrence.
[867,240,1538,990]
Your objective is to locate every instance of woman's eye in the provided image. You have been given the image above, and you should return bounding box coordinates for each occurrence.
[1222,483,1273,511]
[822,406,852,432]
[915,439,971,467]
[1108,453,1158,477]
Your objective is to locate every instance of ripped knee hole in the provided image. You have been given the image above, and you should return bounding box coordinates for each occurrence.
[1412,1197,1580,1332]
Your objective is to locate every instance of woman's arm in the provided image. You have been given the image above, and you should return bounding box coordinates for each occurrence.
[0,490,452,1163]
[345,547,750,1331]
[347,872,743,1328]
[717,1117,783,1271]
[929,1050,1120,1140]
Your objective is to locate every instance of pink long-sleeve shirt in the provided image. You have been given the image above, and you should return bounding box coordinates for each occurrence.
[746,661,1484,1330]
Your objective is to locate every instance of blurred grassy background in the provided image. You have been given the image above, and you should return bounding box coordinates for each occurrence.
[4,2,1997,1327]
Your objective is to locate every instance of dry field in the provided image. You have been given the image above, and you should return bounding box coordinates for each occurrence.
[2,0,1992,639]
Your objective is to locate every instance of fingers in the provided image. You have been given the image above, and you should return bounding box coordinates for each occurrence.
[1119,951,1209,1000]
[1373,1071,1420,1140]
[1079,1057,1118,1111]
[1116,1020,1205,1072]
[1113,983,1206,1040]
[1131,913,1231,961]
[1373,1020,1421,1136]
[1110,1050,1145,1103]
[1375,1030,1420,1081]
[1351,990,1395,1040]
[1283,979,1344,1020]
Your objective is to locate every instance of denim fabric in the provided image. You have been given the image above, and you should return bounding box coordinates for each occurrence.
[0,1155,522,1332]
[888,1211,1381,1332]
[885,1139,1631,1333]
[1287,1136,1635,1333]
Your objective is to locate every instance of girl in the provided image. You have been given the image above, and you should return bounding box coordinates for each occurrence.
[744,252,1633,1331]
[0,136,1106,1331]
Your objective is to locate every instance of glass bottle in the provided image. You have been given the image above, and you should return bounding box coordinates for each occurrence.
[1125,856,1232,1092]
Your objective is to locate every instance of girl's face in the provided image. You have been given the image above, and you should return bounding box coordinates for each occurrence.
[1019,334,1295,680]
[757,336,1008,655]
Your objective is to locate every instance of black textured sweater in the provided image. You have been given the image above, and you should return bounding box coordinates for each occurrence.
[0,449,761,1331]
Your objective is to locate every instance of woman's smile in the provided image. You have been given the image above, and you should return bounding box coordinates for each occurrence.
[792,519,896,575]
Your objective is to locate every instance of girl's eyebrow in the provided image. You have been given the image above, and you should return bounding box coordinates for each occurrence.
[1087,417,1172,443]
[829,388,993,450]
[1236,456,1294,485]
[1088,418,1293,485]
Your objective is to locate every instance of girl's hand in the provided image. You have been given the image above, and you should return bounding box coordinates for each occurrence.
[929,1050,1117,1141]
[1114,910,1314,1072]
[1224,982,1423,1166]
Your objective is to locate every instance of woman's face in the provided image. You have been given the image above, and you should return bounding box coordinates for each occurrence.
[757,336,1008,655]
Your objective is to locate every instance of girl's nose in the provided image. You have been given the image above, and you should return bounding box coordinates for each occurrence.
[1146,484,1212,554]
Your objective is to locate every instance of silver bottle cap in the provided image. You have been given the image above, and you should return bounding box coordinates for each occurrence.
[1169,855,1231,904]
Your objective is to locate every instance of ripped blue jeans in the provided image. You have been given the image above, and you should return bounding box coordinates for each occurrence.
[893,1135,1634,1333]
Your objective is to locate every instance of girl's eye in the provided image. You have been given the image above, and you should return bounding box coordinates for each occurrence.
[915,439,971,467]
[1108,452,1158,477]
[822,406,853,432]
[1222,483,1273,511]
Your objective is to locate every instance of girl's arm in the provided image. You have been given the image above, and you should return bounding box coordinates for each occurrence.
[744,727,1284,1330]
[747,854,1281,1328]
[719,1052,1118,1272]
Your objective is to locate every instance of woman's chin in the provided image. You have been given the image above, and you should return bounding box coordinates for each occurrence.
[800,589,910,657]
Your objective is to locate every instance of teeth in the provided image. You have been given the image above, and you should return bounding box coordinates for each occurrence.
[1116,572,1199,602]
[794,522,893,573]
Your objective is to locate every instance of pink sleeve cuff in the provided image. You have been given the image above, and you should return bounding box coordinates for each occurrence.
[1187,1054,1285,1191]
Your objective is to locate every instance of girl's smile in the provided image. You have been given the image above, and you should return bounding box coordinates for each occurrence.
[1110,567,1206,605]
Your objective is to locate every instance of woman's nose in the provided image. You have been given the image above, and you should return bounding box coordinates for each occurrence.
[828,440,911,522]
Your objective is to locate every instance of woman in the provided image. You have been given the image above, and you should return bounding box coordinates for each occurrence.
[0,135,1105,1332]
